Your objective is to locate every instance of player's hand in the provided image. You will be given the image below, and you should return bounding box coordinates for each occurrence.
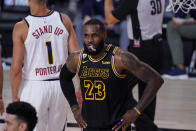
[0,100,4,115]
[172,19,181,27]
[112,109,138,131]
[73,108,87,129]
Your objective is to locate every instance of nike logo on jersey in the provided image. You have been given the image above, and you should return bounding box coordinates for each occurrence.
[82,60,89,64]
[102,61,111,64]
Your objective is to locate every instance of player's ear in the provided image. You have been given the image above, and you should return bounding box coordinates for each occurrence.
[19,122,28,131]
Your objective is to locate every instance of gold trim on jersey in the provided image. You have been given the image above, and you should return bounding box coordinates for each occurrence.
[23,18,29,27]
[76,49,84,74]
[106,44,112,51]
[111,47,126,78]
[48,10,54,15]
[88,44,112,62]
[30,10,54,17]
[88,53,107,62]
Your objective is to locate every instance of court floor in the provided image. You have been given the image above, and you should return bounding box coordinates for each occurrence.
[0,71,196,131]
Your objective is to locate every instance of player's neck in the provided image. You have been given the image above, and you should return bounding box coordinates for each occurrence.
[30,4,50,16]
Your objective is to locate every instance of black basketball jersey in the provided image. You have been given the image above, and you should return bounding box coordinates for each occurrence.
[77,44,130,129]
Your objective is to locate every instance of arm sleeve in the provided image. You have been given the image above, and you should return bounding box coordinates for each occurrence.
[112,0,138,20]
[59,64,78,108]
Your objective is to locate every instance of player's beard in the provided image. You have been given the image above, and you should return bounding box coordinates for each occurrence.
[83,40,105,55]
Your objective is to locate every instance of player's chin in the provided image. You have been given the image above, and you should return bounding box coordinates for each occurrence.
[88,49,95,54]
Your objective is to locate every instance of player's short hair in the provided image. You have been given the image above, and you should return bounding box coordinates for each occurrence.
[84,19,106,33]
[6,101,38,131]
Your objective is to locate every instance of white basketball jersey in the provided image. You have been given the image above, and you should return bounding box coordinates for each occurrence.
[23,11,69,80]
[127,0,165,40]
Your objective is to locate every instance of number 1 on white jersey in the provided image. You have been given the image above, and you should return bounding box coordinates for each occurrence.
[45,41,54,65]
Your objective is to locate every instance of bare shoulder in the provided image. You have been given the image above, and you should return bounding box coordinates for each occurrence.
[13,20,28,33]
[60,13,73,30]
[13,20,28,40]
[114,48,141,73]
[115,48,139,64]
[66,50,81,73]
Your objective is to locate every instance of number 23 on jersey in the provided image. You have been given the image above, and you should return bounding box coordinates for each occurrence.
[84,80,106,101]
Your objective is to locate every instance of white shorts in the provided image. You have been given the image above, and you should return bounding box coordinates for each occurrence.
[20,80,68,131]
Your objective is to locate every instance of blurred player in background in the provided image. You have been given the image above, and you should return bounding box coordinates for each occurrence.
[4,101,38,131]
[10,0,79,131]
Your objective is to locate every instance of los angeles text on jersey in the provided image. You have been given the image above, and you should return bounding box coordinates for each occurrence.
[35,64,63,76]
[32,25,64,39]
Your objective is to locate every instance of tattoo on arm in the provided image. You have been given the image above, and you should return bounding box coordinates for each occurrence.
[117,50,164,112]
[119,49,141,73]
[118,49,158,83]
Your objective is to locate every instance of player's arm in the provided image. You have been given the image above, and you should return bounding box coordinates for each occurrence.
[60,52,78,107]
[0,44,4,115]
[10,20,27,102]
[61,13,80,53]
[112,49,163,130]
[104,0,119,24]
[60,52,87,129]
[104,0,137,25]
[116,49,164,113]
[61,13,81,93]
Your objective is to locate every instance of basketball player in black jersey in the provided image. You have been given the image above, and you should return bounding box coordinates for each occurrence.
[60,19,164,131]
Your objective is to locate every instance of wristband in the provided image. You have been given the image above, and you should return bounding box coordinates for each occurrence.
[133,107,141,115]
[71,105,79,113]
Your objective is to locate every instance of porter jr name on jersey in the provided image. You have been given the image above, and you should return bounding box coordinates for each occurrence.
[32,25,64,39]
[35,64,63,76]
